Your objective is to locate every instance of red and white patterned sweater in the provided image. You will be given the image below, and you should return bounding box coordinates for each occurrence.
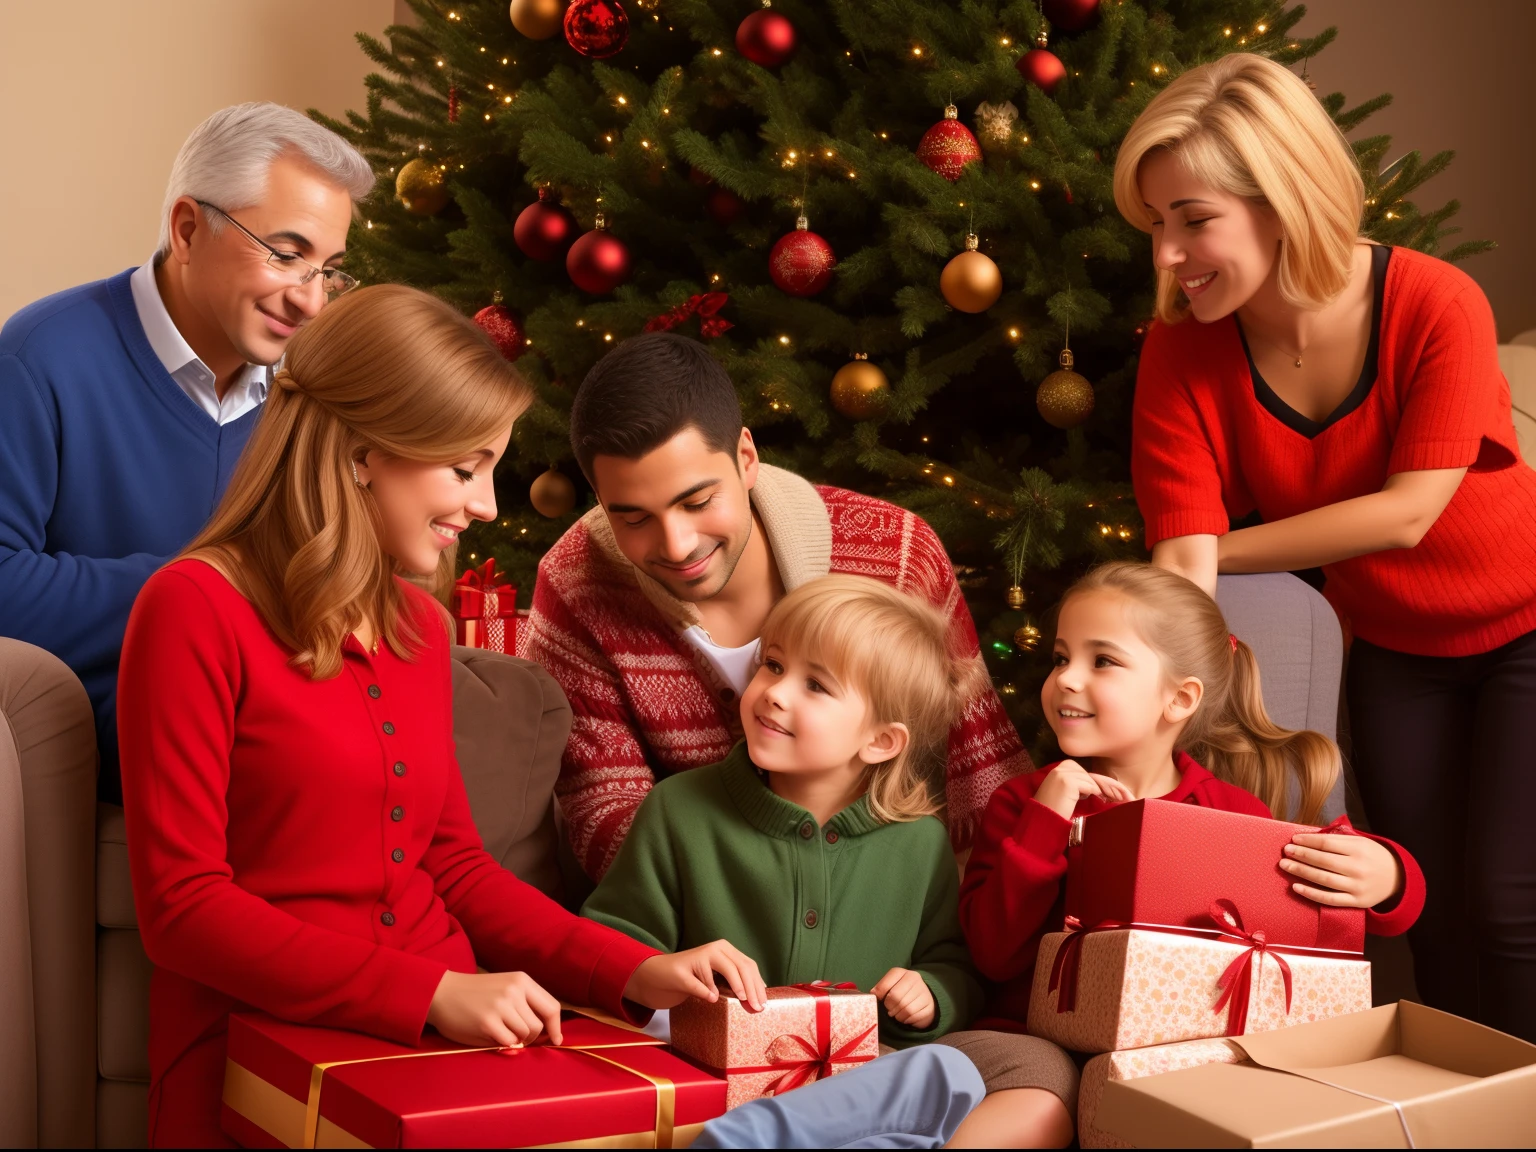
[522,464,1031,879]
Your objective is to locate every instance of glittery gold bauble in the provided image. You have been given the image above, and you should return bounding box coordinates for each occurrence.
[1036,348,1096,429]
[510,0,565,39]
[1014,623,1042,652]
[830,354,890,420]
[396,158,449,215]
[1006,584,1026,610]
[974,100,1019,153]
[530,468,577,517]
[940,233,1003,313]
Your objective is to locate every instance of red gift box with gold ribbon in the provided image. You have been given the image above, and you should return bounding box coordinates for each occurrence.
[220,1008,724,1148]
[668,982,880,1110]
[452,558,517,654]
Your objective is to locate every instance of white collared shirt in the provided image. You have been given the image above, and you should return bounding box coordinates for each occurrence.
[128,258,270,425]
[678,625,762,706]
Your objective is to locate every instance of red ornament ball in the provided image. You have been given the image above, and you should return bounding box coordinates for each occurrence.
[1017,47,1067,95]
[1043,0,1100,33]
[768,217,836,297]
[566,219,631,293]
[735,7,797,68]
[473,305,527,361]
[514,191,578,261]
[706,186,745,226]
[564,0,628,58]
[917,105,982,182]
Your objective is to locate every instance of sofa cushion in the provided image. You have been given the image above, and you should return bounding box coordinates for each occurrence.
[97,803,136,929]
[97,1078,149,1148]
[1498,343,1536,465]
[96,929,151,1082]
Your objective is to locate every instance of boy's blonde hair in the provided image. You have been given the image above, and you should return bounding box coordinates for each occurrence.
[1112,52,1364,325]
[759,575,974,824]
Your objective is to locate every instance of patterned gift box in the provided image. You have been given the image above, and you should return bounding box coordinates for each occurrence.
[1077,1038,1246,1148]
[669,982,880,1110]
[452,558,517,654]
[220,1008,724,1148]
[1027,907,1371,1055]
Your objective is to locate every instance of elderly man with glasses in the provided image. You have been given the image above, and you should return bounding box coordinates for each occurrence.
[0,102,373,801]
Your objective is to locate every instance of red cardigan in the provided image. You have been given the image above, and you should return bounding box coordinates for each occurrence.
[958,753,1426,1032]
[1132,246,1536,658]
[119,560,657,1146]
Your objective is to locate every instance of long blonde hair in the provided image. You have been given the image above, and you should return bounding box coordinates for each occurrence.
[759,575,980,824]
[1060,562,1338,823]
[183,285,532,679]
[1113,52,1364,324]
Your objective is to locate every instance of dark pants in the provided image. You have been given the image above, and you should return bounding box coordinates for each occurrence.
[1347,629,1536,1042]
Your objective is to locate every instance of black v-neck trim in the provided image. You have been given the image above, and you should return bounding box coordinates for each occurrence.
[1237,244,1391,439]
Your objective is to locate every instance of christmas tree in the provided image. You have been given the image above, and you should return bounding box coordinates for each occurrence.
[316,0,1489,758]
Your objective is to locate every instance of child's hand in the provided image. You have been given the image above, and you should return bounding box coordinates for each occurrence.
[427,970,563,1049]
[871,967,936,1031]
[1033,759,1135,822]
[1282,833,1404,909]
[623,939,768,1012]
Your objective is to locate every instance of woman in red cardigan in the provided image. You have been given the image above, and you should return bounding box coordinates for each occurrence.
[118,285,765,1147]
[1112,53,1536,1042]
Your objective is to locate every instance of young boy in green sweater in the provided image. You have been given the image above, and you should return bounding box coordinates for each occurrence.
[581,574,984,1047]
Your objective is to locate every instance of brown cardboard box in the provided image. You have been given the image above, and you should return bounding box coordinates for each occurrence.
[1096,1001,1536,1147]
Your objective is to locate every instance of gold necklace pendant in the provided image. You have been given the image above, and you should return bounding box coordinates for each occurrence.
[1294,356,1303,368]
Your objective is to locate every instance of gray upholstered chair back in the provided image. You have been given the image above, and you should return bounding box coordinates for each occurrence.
[1214,573,1347,823]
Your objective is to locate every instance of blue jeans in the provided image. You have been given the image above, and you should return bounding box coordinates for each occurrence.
[691,1045,985,1149]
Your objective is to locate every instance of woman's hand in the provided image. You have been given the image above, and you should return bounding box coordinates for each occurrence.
[872,967,936,1031]
[426,970,563,1049]
[623,939,768,1012]
[1033,759,1134,822]
[1282,833,1404,909]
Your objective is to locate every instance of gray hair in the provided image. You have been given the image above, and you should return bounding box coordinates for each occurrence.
[156,102,375,255]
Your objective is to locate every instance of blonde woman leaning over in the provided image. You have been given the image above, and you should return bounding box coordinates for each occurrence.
[118,285,763,1146]
[1115,52,1536,1042]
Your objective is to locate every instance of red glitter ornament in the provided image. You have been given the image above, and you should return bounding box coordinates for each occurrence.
[768,215,835,297]
[564,0,629,59]
[916,104,982,182]
[735,3,797,68]
[514,188,578,261]
[706,186,745,226]
[447,84,459,123]
[1043,0,1100,33]
[473,304,526,361]
[1017,47,1066,95]
[566,214,631,293]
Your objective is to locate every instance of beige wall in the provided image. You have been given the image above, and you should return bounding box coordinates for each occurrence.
[4,0,1531,337]
[0,0,393,324]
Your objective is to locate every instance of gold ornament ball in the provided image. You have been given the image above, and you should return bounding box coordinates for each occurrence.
[1006,584,1026,610]
[940,249,1003,313]
[1014,624,1042,652]
[510,0,565,39]
[396,158,449,216]
[974,100,1020,154]
[1035,349,1096,429]
[530,468,577,518]
[830,355,890,420]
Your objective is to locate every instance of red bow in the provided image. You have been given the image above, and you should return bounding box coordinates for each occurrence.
[644,292,733,338]
[1047,915,1124,1013]
[758,982,875,1095]
[455,556,511,594]
[1210,899,1294,1036]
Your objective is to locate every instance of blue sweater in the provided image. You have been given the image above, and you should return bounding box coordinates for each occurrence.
[0,270,260,800]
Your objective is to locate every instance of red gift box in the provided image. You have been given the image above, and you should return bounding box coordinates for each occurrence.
[452,558,517,654]
[1065,800,1365,953]
[221,1009,724,1148]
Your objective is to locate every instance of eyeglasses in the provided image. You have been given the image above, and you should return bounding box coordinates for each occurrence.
[197,200,358,297]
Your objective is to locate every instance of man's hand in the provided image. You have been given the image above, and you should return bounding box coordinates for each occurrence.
[624,939,767,1012]
[426,970,563,1049]
[871,967,936,1031]
[1283,833,1404,909]
[1032,759,1134,822]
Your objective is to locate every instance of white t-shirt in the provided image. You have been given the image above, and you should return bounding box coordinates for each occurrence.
[677,625,761,708]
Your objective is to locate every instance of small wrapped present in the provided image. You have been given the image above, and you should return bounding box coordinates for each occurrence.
[1078,1038,1246,1149]
[220,1008,724,1148]
[452,558,517,654]
[1027,901,1371,1054]
[669,981,880,1109]
[1066,800,1365,954]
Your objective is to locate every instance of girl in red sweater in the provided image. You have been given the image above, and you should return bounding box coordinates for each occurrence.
[119,286,759,1147]
[948,562,1423,1147]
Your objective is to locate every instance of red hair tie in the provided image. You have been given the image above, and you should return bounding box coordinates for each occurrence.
[1229,633,1240,653]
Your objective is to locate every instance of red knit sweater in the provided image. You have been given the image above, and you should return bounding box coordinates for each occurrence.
[119,560,657,1147]
[958,753,1426,1032]
[1133,246,1536,657]
[524,476,1031,879]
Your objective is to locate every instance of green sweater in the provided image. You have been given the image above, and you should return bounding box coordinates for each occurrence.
[581,743,983,1046]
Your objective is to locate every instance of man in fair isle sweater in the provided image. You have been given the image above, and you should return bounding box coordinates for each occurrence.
[523,333,1030,880]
